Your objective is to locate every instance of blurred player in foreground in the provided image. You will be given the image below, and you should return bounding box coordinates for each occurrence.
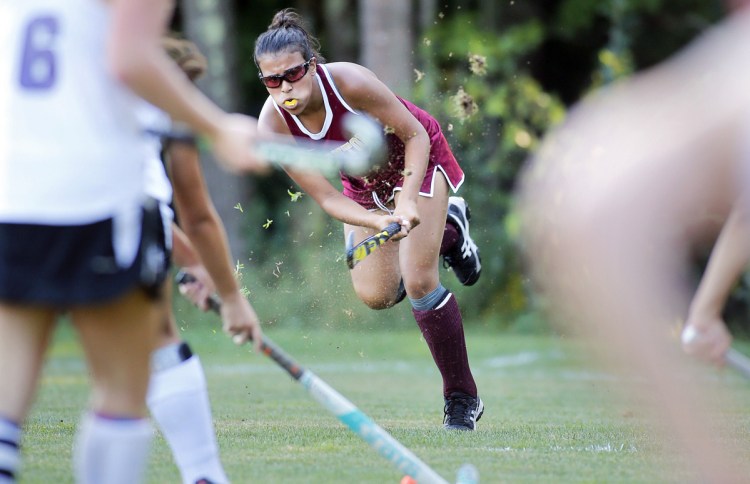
[255,9,484,430]
[141,35,262,484]
[517,4,750,482]
[0,1,266,482]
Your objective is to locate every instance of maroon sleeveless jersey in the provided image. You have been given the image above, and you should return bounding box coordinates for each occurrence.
[272,64,465,209]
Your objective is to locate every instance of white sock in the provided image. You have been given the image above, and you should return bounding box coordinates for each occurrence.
[0,418,20,483]
[147,355,228,484]
[73,412,153,484]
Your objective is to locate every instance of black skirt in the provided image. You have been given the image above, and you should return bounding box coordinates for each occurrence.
[0,200,170,306]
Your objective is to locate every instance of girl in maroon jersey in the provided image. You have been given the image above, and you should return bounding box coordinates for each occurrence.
[255,9,483,430]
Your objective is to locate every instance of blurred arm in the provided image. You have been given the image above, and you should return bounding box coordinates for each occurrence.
[108,0,224,138]
[107,0,264,172]
[167,141,262,347]
[688,201,750,322]
[682,200,750,362]
[167,142,239,300]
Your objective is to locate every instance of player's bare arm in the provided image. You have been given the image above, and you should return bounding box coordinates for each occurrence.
[167,142,263,347]
[328,62,429,229]
[258,90,402,234]
[683,201,750,363]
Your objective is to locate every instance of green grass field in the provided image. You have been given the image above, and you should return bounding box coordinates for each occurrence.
[21,301,750,483]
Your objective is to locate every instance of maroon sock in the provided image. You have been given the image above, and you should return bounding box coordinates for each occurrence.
[440,222,460,256]
[412,293,477,398]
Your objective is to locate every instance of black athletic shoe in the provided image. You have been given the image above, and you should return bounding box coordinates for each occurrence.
[443,392,484,431]
[443,197,482,286]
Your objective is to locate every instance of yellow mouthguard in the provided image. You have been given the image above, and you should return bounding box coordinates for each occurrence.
[284,99,298,108]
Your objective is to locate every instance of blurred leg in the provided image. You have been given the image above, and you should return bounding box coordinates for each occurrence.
[0,304,56,421]
[0,304,56,482]
[71,287,160,484]
[148,281,228,484]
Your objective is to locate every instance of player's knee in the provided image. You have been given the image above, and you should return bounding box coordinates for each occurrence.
[357,292,392,310]
[354,286,397,310]
[365,299,391,310]
[403,278,439,300]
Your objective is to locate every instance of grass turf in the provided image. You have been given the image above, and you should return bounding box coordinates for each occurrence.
[21,305,750,483]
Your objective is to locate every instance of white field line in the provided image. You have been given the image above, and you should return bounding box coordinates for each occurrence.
[208,360,429,376]
[40,350,604,381]
[479,443,637,454]
[551,443,638,453]
[484,350,563,368]
[204,350,575,377]
[43,349,735,385]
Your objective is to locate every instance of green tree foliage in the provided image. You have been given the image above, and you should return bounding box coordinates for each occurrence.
[411,13,566,330]
[407,1,727,330]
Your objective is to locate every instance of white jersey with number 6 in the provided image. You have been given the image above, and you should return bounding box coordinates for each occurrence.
[0,0,146,225]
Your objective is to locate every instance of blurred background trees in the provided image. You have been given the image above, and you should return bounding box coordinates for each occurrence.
[174,0,735,332]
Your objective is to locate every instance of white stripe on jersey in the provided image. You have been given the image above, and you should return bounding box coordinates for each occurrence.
[286,74,333,140]
[319,65,359,116]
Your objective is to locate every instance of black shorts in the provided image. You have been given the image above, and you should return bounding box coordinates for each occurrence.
[0,199,171,306]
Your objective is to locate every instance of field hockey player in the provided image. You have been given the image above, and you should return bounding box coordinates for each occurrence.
[255,9,484,430]
[518,4,750,481]
[0,0,269,482]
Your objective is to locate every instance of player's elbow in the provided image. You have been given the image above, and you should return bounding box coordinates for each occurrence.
[181,213,221,241]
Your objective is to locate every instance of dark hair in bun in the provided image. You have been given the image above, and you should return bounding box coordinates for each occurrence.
[254,8,326,65]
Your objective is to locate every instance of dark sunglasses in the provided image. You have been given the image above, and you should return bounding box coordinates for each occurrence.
[258,58,313,88]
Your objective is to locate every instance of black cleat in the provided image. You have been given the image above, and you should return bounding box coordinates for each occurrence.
[443,392,484,431]
[443,197,482,286]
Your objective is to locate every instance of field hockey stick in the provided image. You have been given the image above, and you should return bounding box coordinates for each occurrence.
[176,271,475,484]
[726,347,750,379]
[258,113,384,176]
[346,222,401,269]
[147,113,384,177]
